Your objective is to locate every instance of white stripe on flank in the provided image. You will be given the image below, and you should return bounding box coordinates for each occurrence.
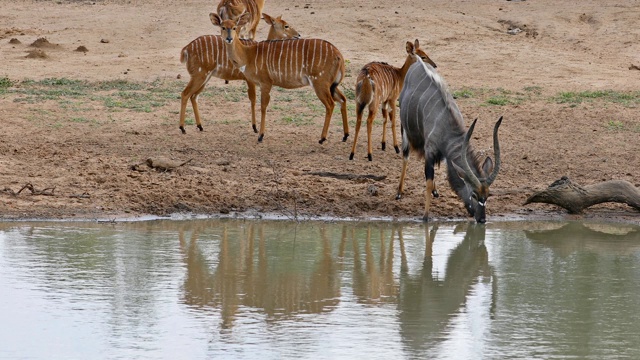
[294,39,299,79]
[278,42,284,83]
[205,36,211,68]
[299,40,306,78]
[196,38,203,65]
[285,41,291,81]
[215,36,221,71]
[266,42,273,76]
[310,40,317,72]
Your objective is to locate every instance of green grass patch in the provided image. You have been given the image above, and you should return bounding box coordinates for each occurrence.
[69,116,92,123]
[0,76,13,95]
[11,77,184,112]
[342,87,356,101]
[553,90,640,106]
[523,86,542,94]
[485,95,515,106]
[0,76,12,87]
[605,120,625,131]
[452,88,474,99]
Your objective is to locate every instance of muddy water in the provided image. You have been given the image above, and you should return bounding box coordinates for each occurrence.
[1,219,640,359]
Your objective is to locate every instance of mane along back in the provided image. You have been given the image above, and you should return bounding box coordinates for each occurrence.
[399,60,468,159]
[414,60,465,132]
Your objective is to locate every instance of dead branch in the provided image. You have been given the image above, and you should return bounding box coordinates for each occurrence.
[2,183,56,196]
[144,158,193,172]
[307,171,386,181]
[266,160,301,221]
[524,176,640,214]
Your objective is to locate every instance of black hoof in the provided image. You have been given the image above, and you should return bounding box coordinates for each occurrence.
[342,134,349,142]
[319,138,326,144]
[252,124,258,133]
[421,215,430,222]
[367,154,372,162]
[381,142,386,151]
[197,124,203,132]
[349,153,354,160]
[395,194,402,200]
[180,126,186,134]
[394,145,400,154]
[258,134,264,143]
[432,190,439,198]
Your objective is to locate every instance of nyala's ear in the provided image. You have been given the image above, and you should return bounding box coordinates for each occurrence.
[262,13,274,25]
[451,162,467,183]
[406,41,415,55]
[482,157,494,176]
[210,13,222,27]
[414,39,420,50]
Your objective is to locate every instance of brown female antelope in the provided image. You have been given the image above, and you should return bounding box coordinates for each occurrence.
[395,60,503,223]
[349,39,437,161]
[178,14,300,134]
[216,0,265,40]
[210,12,349,143]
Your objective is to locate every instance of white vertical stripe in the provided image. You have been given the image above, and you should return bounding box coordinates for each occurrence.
[310,40,316,72]
[299,39,306,78]
[277,41,284,83]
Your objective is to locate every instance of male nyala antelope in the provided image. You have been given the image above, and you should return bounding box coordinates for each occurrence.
[216,0,265,40]
[210,12,349,144]
[396,60,503,223]
[350,39,437,161]
[178,13,299,134]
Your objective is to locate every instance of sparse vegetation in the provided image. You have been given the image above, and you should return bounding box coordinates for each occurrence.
[553,90,640,106]
[452,88,474,99]
[0,76,14,95]
[605,120,625,131]
[6,78,640,137]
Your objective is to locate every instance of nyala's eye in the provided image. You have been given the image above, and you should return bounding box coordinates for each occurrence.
[285,25,290,29]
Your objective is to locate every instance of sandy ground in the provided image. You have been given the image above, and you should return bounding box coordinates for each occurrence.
[0,0,639,223]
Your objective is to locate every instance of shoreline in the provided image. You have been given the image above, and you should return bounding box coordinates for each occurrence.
[1,209,637,226]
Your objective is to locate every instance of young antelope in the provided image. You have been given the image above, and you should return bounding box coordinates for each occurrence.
[178,13,299,134]
[211,12,349,144]
[350,39,437,161]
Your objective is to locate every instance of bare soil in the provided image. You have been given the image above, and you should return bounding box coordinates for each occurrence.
[1,0,639,223]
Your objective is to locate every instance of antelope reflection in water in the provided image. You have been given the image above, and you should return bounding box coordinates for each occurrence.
[178,223,340,328]
[397,223,495,353]
[350,225,402,304]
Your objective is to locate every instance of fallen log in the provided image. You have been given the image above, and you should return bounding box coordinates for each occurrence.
[524,176,640,214]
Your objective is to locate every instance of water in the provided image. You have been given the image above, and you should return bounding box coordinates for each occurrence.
[1,219,640,359]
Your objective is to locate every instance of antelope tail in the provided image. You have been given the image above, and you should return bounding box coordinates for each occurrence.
[180,47,188,64]
[355,69,375,113]
[330,54,346,101]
